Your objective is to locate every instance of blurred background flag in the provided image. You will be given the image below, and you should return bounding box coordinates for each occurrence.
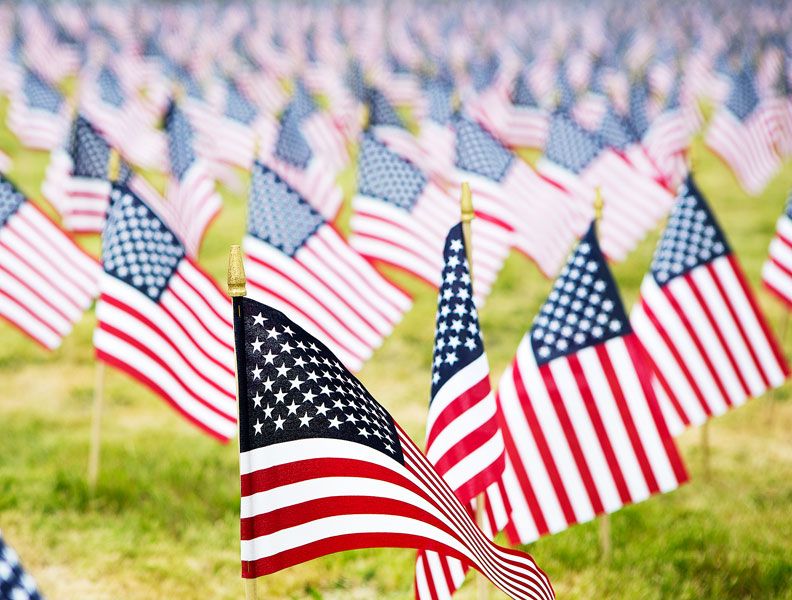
[494,222,688,545]
[631,177,789,435]
[6,68,69,151]
[0,173,100,349]
[94,183,237,441]
[0,531,44,600]
[762,190,792,307]
[232,295,555,600]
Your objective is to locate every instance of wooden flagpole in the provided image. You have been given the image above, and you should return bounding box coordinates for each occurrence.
[227,245,258,600]
[766,311,789,424]
[593,187,612,562]
[459,182,488,600]
[87,148,120,492]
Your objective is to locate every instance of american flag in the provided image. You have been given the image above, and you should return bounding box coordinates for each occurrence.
[415,76,458,182]
[366,86,428,170]
[452,115,583,279]
[632,177,789,435]
[706,66,782,196]
[164,100,222,257]
[258,89,344,220]
[762,190,792,307]
[94,183,237,441]
[414,223,508,600]
[7,68,69,150]
[0,173,99,349]
[537,111,673,263]
[493,222,688,544]
[243,162,411,372]
[0,531,44,600]
[501,73,550,150]
[233,295,554,600]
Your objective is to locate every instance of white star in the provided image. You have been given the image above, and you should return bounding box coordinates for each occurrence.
[254,420,263,435]
[250,337,264,353]
[453,303,467,317]
[315,402,329,416]
[450,319,463,332]
[303,389,317,403]
[273,415,285,430]
[464,338,477,351]
[266,327,280,339]
[333,398,345,410]
[275,364,289,378]
[251,365,263,380]
[286,400,300,415]
[346,413,359,424]
[296,340,307,351]
[328,416,342,429]
[282,325,294,336]
[252,313,266,327]
[449,239,463,253]
[288,375,304,390]
[319,385,332,396]
[273,389,287,403]
[281,341,294,354]
[252,392,264,408]
[306,370,319,382]
[293,356,306,368]
[298,413,312,427]
[432,371,440,384]
[261,377,275,392]
[261,350,277,365]
[358,427,370,439]
[445,352,458,366]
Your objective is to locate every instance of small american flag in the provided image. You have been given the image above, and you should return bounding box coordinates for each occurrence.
[233,295,554,600]
[706,66,782,196]
[762,190,792,306]
[452,115,583,279]
[0,173,99,349]
[632,177,789,435]
[94,183,237,441]
[7,68,69,150]
[0,531,44,600]
[366,86,429,170]
[414,223,508,600]
[243,162,411,372]
[164,100,222,257]
[494,222,688,544]
[501,73,550,150]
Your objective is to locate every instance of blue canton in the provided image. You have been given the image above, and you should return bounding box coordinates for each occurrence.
[357,135,427,211]
[530,224,630,365]
[597,106,637,150]
[556,64,577,111]
[103,184,185,301]
[274,106,313,169]
[288,80,317,122]
[431,224,485,397]
[512,74,538,108]
[247,163,324,256]
[469,55,499,92]
[424,78,455,125]
[23,70,63,113]
[454,116,513,182]
[0,174,26,229]
[629,80,650,137]
[224,81,257,125]
[69,117,132,183]
[97,66,125,108]
[726,68,760,121]
[0,533,43,600]
[346,60,366,103]
[544,112,603,174]
[650,176,730,285]
[237,297,404,462]
[164,102,196,181]
[367,87,404,129]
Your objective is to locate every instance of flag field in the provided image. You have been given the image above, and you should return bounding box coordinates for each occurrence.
[0,95,791,598]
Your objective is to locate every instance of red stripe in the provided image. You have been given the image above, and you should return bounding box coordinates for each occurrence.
[0,262,74,326]
[167,274,233,352]
[512,363,577,526]
[426,377,490,448]
[595,342,660,495]
[0,287,59,348]
[566,354,631,505]
[541,363,605,515]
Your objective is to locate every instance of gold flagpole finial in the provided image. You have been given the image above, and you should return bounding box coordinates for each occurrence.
[107,149,120,183]
[594,186,604,225]
[461,182,474,224]
[227,245,247,298]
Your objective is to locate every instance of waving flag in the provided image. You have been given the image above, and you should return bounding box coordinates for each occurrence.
[366,86,427,169]
[415,76,458,181]
[632,177,788,435]
[94,184,237,441]
[0,531,44,600]
[233,295,554,600]
[243,163,411,372]
[762,190,792,307]
[706,66,782,195]
[501,73,550,150]
[7,69,69,150]
[164,100,222,256]
[0,174,99,349]
[414,223,507,600]
[495,223,687,545]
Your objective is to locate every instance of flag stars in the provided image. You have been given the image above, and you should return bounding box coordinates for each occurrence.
[251,337,264,353]
[252,313,266,327]
[266,327,280,339]
[286,400,300,415]
[254,420,263,435]
[273,415,286,430]
[251,365,263,380]
[263,403,274,419]
[298,413,312,428]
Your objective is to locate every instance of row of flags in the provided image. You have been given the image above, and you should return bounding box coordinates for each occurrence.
[1,0,792,597]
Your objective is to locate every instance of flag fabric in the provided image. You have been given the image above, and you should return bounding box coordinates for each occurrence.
[0,531,44,600]
[164,100,222,256]
[243,162,411,372]
[414,223,508,600]
[94,183,237,441]
[366,86,429,170]
[632,177,789,435]
[762,190,792,307]
[233,294,554,600]
[706,66,782,196]
[0,173,100,349]
[494,222,688,545]
[501,73,550,150]
[7,69,69,150]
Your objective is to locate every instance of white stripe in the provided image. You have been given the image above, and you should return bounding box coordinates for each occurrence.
[426,354,490,435]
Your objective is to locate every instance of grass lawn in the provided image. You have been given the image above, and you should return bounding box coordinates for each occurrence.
[0,100,791,599]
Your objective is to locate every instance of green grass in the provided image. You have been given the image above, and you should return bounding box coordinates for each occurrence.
[1,100,792,599]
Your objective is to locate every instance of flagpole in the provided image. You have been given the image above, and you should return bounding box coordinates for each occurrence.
[227,244,258,600]
[459,182,488,600]
[87,148,120,492]
[767,310,789,424]
[593,187,612,562]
